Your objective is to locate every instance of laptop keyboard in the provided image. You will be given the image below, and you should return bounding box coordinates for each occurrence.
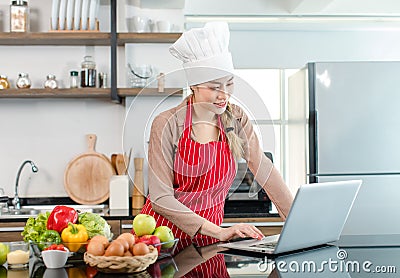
[250,241,278,249]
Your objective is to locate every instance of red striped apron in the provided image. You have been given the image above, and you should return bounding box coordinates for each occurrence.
[141,97,236,243]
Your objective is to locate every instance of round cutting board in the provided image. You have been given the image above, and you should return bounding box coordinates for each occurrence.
[64,134,115,204]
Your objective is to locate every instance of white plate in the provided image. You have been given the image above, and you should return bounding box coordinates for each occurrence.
[51,0,60,30]
[58,0,67,30]
[66,0,75,30]
[81,0,89,30]
[73,0,81,30]
[89,0,98,31]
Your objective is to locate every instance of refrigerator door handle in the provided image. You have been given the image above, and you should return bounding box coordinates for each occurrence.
[315,109,318,168]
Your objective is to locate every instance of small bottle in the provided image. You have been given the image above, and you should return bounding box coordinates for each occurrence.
[16,73,31,89]
[10,0,29,32]
[98,72,108,88]
[44,74,58,89]
[157,73,165,93]
[70,71,79,88]
[81,55,96,88]
[0,75,10,89]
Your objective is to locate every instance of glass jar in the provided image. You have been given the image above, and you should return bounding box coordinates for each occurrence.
[0,75,10,89]
[44,74,58,89]
[81,56,96,88]
[70,70,79,88]
[10,0,29,32]
[16,73,31,89]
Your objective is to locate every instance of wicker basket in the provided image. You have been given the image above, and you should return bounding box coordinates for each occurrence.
[84,246,158,273]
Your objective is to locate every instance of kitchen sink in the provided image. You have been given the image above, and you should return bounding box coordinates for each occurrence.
[0,204,108,219]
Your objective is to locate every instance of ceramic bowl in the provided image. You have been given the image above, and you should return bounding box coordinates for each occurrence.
[42,249,69,268]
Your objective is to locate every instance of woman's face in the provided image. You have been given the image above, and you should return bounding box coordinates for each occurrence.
[192,75,234,115]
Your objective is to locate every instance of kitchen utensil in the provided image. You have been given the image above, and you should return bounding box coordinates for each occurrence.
[81,0,89,30]
[66,0,75,30]
[115,154,126,175]
[89,0,99,30]
[73,0,82,30]
[64,134,115,204]
[59,0,67,30]
[51,0,60,30]
[125,147,132,175]
[111,154,117,172]
[132,157,145,210]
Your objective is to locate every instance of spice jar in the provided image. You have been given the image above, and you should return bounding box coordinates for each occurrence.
[44,74,58,89]
[81,56,96,88]
[10,0,29,32]
[98,72,108,88]
[0,75,10,89]
[70,71,79,88]
[16,73,31,89]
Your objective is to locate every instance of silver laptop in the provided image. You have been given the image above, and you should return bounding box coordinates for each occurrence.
[219,180,362,255]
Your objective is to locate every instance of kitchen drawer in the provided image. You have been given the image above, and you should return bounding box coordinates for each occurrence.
[0,222,25,241]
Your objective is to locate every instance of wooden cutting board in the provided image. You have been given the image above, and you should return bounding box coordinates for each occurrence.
[64,134,115,204]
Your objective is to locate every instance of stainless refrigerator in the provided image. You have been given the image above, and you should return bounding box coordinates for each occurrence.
[288,61,400,235]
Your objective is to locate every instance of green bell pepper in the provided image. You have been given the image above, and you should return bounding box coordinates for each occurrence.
[38,230,61,250]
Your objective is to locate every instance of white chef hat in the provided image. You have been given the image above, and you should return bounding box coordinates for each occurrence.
[169,22,234,85]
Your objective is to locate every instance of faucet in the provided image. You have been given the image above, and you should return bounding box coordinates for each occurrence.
[12,160,38,210]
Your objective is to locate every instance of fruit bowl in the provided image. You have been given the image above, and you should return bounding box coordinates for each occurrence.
[154,239,179,259]
[42,249,69,268]
[84,245,158,273]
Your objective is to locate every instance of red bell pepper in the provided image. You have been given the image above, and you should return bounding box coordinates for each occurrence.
[46,205,78,233]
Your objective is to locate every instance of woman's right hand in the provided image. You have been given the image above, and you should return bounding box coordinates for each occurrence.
[218,223,264,241]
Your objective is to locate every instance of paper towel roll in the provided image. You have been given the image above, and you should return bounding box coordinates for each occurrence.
[109,175,129,210]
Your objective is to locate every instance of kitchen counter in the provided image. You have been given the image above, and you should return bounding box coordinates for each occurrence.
[3,235,400,277]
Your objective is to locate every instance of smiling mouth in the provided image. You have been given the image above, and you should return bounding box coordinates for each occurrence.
[214,102,226,108]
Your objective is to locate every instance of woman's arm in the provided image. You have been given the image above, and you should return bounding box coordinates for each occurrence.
[234,105,294,219]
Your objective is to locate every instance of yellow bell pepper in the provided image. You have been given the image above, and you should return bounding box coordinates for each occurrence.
[61,223,89,252]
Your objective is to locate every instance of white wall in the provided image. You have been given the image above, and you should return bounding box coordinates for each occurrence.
[230,29,400,69]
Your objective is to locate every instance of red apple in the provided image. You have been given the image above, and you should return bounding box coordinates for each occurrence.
[138,235,161,253]
[130,229,140,244]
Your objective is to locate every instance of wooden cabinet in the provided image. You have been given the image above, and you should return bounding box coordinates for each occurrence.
[0,222,25,242]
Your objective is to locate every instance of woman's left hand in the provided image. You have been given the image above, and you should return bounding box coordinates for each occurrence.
[219,223,264,241]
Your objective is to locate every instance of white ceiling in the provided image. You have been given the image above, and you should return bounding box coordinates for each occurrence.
[184,0,400,15]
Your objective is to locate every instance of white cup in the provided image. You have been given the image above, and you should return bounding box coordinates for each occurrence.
[131,16,150,32]
[156,20,171,33]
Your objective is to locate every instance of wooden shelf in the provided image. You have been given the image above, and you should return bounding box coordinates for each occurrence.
[0,88,111,98]
[0,32,181,46]
[0,32,111,46]
[118,88,183,97]
[117,32,181,45]
[0,88,182,98]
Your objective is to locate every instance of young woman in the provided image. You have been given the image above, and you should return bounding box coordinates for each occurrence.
[140,22,293,243]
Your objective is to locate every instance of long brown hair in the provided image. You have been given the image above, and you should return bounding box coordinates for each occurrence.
[220,102,244,160]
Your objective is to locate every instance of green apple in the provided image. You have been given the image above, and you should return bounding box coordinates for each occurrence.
[153,226,174,249]
[0,243,9,266]
[132,214,156,236]
[161,263,176,277]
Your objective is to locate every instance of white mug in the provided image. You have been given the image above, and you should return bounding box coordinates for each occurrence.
[156,20,171,33]
[131,16,150,33]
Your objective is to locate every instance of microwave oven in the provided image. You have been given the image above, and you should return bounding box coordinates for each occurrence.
[224,152,273,217]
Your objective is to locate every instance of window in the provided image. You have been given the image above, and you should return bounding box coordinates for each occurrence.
[234,69,299,183]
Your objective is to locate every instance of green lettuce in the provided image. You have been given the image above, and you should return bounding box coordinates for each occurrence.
[21,211,50,242]
[78,212,113,240]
